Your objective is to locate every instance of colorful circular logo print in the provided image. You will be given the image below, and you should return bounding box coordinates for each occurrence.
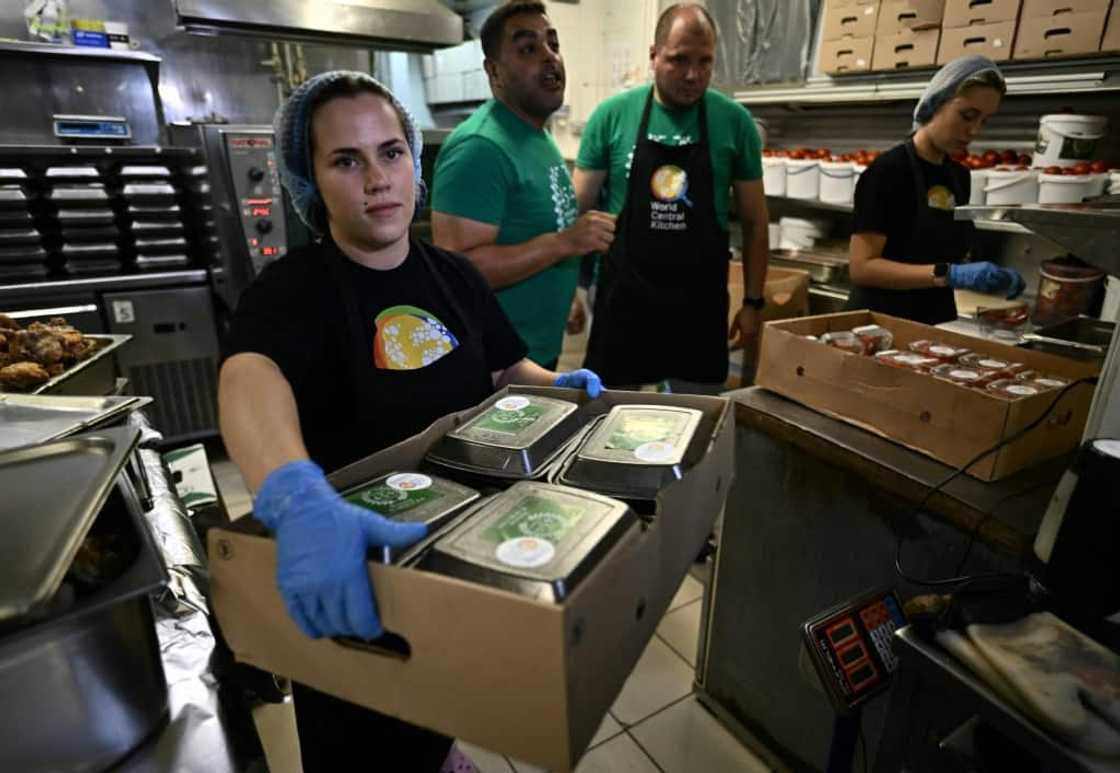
[650,165,690,203]
[386,473,432,492]
[496,537,556,569]
[496,396,531,412]
[373,305,459,370]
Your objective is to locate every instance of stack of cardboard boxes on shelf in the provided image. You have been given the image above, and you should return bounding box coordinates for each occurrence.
[819,0,1120,75]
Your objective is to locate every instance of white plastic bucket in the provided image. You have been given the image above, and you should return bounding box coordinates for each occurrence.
[768,221,781,247]
[819,160,856,204]
[983,169,1038,206]
[779,216,830,250]
[785,159,821,200]
[853,163,867,191]
[1110,170,1120,196]
[1038,173,1108,204]
[969,170,989,205]
[762,157,787,196]
[1033,114,1109,168]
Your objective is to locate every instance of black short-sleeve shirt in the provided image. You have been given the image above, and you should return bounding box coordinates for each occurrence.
[223,238,528,472]
[852,142,971,261]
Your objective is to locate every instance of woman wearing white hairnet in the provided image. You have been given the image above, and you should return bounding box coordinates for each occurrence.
[846,55,1025,325]
[218,71,601,772]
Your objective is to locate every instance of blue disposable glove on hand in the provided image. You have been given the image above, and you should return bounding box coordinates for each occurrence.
[947,262,1026,299]
[553,368,603,398]
[253,460,427,640]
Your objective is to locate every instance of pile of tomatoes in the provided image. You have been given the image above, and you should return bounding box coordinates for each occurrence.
[763,148,882,165]
[952,149,1112,175]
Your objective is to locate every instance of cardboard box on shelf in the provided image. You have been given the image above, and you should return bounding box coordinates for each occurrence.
[819,36,877,73]
[207,386,735,773]
[876,0,946,35]
[1021,0,1110,17]
[872,27,942,69]
[1102,2,1120,51]
[938,20,1018,61]
[1013,10,1107,59]
[755,311,1098,481]
[943,0,1022,27]
[823,0,882,40]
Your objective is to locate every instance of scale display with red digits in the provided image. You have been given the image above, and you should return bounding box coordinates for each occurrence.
[801,588,907,713]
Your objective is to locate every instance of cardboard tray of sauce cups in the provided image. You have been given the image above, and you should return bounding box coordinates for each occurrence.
[425,393,587,481]
[343,471,480,564]
[415,481,638,603]
[556,404,708,502]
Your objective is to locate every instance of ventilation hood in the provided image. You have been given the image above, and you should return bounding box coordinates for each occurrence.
[175,0,464,51]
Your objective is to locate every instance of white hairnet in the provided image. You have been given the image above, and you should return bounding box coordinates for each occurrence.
[273,70,425,235]
[913,55,1004,131]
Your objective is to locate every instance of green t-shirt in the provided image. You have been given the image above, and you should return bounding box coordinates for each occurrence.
[432,100,579,366]
[576,85,764,231]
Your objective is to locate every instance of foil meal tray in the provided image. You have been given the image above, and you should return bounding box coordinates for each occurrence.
[0,334,132,396]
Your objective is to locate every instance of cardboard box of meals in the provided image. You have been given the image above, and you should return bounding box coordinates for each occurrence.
[872,27,942,69]
[819,36,877,73]
[1014,4,1109,59]
[938,20,1018,62]
[942,0,1022,28]
[877,0,946,35]
[823,0,883,40]
[755,310,1098,481]
[207,386,735,772]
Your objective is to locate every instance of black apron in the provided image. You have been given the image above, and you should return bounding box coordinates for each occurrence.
[320,238,494,472]
[846,139,973,326]
[584,88,730,386]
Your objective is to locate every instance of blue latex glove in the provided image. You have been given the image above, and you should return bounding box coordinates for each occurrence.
[553,368,603,398]
[253,460,427,640]
[948,262,1026,299]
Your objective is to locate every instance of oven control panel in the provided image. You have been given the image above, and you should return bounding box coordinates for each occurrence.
[222,134,288,274]
[801,588,906,712]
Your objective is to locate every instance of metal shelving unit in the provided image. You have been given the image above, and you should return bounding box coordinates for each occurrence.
[768,194,1031,234]
[735,58,1120,107]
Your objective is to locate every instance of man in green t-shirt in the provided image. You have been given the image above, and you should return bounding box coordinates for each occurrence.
[431,1,616,369]
[574,3,770,392]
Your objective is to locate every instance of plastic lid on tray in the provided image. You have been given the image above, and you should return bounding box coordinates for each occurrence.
[577,404,703,467]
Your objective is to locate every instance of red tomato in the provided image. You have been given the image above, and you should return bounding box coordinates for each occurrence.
[1000,150,1018,164]
[1018,153,1032,166]
[982,150,1000,166]
[1089,160,1109,174]
[1044,166,1063,175]
[815,148,832,159]
[1070,162,1092,176]
[950,151,967,162]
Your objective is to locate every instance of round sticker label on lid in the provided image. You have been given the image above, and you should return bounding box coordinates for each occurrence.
[1006,385,1039,397]
[386,473,432,492]
[930,345,958,356]
[950,369,981,380]
[979,359,1007,369]
[635,440,676,463]
[496,537,556,569]
[495,396,531,412]
[1036,378,1066,388]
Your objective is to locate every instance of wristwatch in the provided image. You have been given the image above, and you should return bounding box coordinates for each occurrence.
[743,295,766,310]
[933,262,949,286]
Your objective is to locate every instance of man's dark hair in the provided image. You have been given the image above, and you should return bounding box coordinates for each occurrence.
[480,0,548,60]
[654,3,717,47]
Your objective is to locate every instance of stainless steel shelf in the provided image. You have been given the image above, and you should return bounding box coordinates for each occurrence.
[0,40,160,64]
[767,195,1030,234]
[0,270,209,300]
[735,59,1120,106]
[956,204,1120,276]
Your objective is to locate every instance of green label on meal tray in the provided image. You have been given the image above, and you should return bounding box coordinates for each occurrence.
[606,412,686,452]
[469,403,547,437]
[347,483,442,516]
[481,494,586,547]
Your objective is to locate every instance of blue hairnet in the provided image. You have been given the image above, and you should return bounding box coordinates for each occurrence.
[273,70,425,235]
[913,55,1004,130]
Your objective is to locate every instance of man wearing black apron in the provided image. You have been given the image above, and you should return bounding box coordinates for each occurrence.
[574,4,770,392]
[846,56,1025,324]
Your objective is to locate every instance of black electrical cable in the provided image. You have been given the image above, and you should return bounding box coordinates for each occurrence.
[857,721,868,773]
[952,474,1065,576]
[894,376,1098,589]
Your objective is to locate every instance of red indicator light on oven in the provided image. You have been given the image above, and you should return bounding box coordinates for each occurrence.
[261,246,278,256]
[251,207,272,217]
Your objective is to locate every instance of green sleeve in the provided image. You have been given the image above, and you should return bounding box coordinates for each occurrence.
[575,101,611,171]
[431,136,513,225]
[733,105,764,182]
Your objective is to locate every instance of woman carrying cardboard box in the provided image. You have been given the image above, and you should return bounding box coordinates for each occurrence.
[845,55,1026,325]
[217,70,602,773]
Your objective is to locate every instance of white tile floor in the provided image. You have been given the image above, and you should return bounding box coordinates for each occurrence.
[213,456,771,773]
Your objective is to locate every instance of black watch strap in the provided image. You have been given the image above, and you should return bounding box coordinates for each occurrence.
[933,262,949,279]
[743,295,765,310]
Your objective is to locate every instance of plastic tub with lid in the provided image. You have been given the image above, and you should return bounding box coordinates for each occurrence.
[818,160,856,204]
[1033,114,1109,169]
[930,363,998,387]
[785,158,821,200]
[1038,173,1108,205]
[987,379,1046,400]
[984,168,1038,206]
[762,157,786,196]
[778,216,831,250]
[969,169,989,205]
[1034,256,1106,326]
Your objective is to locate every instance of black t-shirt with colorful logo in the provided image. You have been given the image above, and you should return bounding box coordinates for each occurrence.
[223,238,527,473]
[852,142,972,261]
